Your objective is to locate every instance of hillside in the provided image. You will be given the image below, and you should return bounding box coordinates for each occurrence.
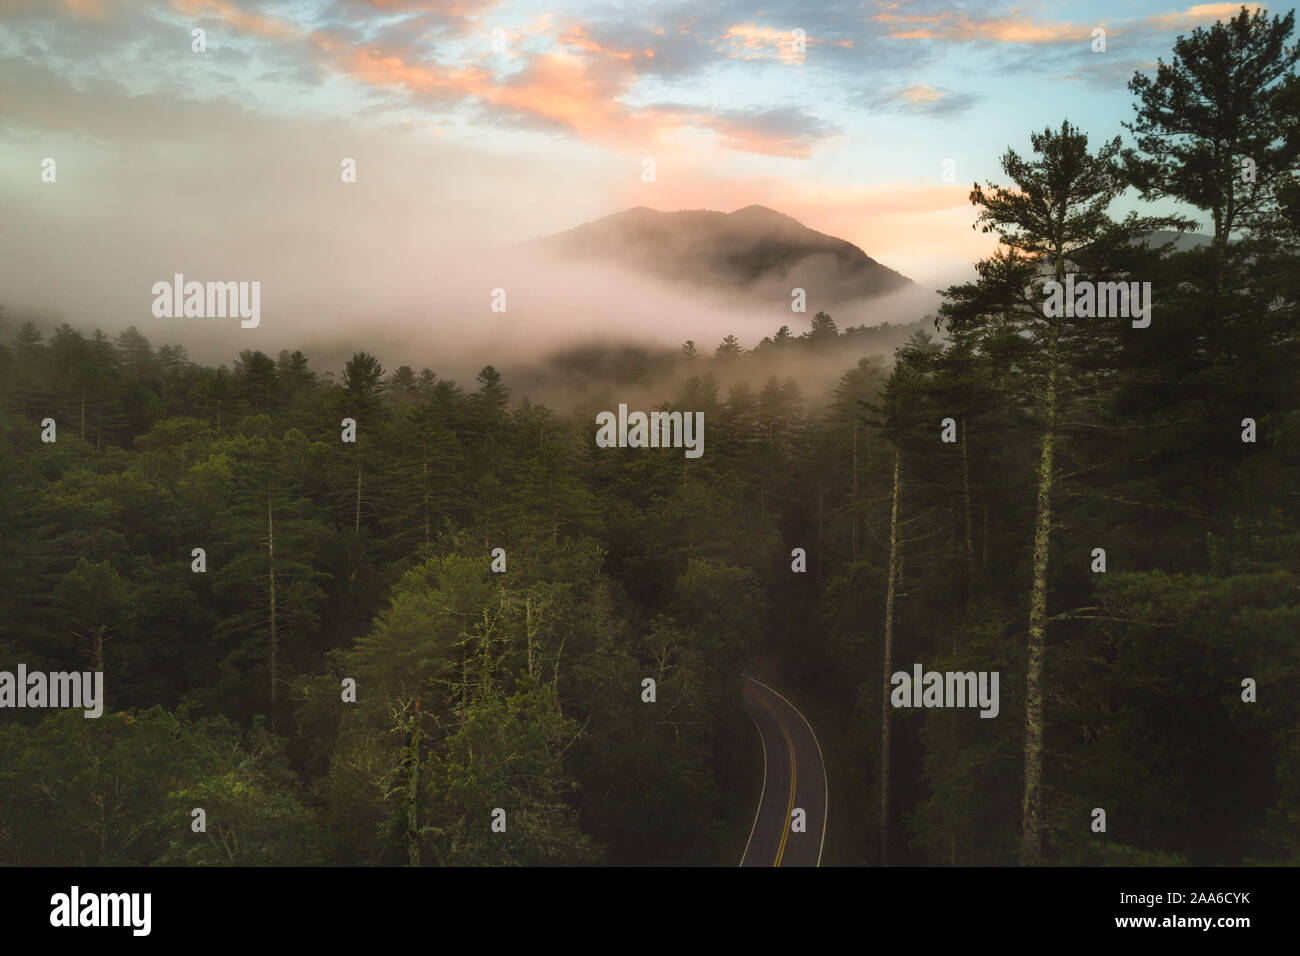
[526,205,916,305]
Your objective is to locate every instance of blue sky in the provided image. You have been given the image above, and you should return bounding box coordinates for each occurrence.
[0,1,1286,361]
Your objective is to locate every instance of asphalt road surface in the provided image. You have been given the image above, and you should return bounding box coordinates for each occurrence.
[739,674,828,867]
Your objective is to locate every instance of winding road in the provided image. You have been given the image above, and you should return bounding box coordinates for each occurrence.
[739,674,828,867]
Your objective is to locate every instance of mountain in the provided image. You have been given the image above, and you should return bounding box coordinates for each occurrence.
[1141,229,1212,252]
[524,205,916,305]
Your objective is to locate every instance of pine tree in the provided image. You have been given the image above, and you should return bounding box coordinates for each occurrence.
[940,120,1181,864]
[212,424,329,730]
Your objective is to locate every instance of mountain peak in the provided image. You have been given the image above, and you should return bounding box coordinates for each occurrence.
[729,204,793,220]
[526,205,915,305]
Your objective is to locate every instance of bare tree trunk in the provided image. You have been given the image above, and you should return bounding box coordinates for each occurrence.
[354,429,363,533]
[526,595,535,679]
[865,429,872,549]
[422,440,431,551]
[852,423,859,561]
[406,695,422,866]
[947,422,974,865]
[881,449,901,866]
[1022,345,1057,865]
[982,503,989,569]
[817,476,824,586]
[268,486,278,733]
[962,418,974,603]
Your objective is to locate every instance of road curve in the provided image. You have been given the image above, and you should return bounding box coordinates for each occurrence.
[739,674,828,867]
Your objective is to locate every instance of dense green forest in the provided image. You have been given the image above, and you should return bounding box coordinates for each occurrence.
[2,7,1298,866]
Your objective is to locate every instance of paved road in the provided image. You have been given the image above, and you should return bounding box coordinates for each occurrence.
[739,674,828,867]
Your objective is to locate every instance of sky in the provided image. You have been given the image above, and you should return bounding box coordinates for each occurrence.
[0,0,1278,367]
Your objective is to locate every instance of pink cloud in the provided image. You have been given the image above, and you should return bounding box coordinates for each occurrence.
[716,23,810,63]
[871,2,1266,44]
[608,173,997,278]
[169,0,300,39]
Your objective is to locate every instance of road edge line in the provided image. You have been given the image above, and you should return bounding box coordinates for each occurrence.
[739,680,768,867]
[743,675,830,867]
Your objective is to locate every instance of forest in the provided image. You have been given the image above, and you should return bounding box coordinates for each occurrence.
[1,7,1298,866]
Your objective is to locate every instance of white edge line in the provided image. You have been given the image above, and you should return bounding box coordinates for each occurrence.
[739,683,768,867]
[743,674,829,867]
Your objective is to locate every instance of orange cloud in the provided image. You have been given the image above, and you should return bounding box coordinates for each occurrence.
[317,23,829,156]
[156,4,832,158]
[559,25,656,63]
[351,0,499,13]
[338,46,484,97]
[899,84,944,105]
[487,52,649,138]
[872,10,1086,44]
[873,2,1267,44]
[169,0,300,40]
[61,0,106,18]
[708,125,814,158]
[323,41,674,147]
[717,23,809,63]
[1146,3,1265,29]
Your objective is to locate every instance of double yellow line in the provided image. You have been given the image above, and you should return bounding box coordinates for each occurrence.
[753,690,798,867]
[741,674,828,867]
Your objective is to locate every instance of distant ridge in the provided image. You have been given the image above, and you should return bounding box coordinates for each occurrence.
[1141,229,1212,252]
[525,205,916,304]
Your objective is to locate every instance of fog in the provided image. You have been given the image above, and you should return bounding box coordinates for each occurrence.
[1,107,944,411]
[4,209,940,412]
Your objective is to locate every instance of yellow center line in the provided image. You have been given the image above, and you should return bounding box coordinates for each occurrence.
[744,674,827,867]
[755,690,798,867]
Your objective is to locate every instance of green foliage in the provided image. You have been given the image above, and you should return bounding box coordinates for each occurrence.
[1,15,1296,866]
[0,708,312,866]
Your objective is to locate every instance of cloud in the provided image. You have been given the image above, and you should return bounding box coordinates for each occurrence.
[871,8,1088,45]
[642,104,839,158]
[706,107,837,158]
[0,0,1184,307]
[319,30,839,157]
[59,0,109,18]
[3,0,934,160]
[0,55,278,142]
[346,0,498,13]
[480,50,656,139]
[870,83,981,117]
[1144,3,1267,30]
[715,23,810,63]
[869,1,1267,47]
[1058,57,1159,92]
[169,0,300,40]
[328,42,485,102]
[559,23,656,62]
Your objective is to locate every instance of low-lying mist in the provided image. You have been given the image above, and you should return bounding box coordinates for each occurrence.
[8,243,941,413]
